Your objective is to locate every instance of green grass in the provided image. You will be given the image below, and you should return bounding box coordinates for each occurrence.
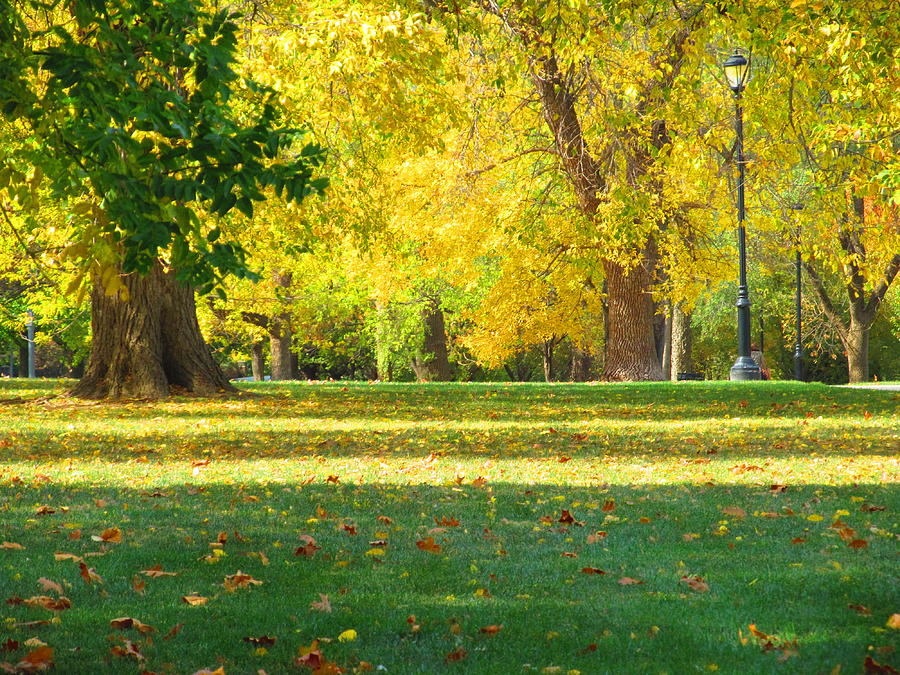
[0,379,897,674]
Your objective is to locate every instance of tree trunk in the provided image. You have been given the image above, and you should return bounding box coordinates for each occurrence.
[250,341,265,381]
[269,270,293,381]
[670,302,693,380]
[16,338,27,378]
[569,344,593,382]
[542,339,555,382]
[842,323,869,383]
[411,300,452,381]
[601,261,664,381]
[70,262,234,399]
[661,306,672,380]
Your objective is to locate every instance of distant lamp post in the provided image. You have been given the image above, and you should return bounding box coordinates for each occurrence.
[791,203,805,381]
[724,50,761,381]
[27,309,35,379]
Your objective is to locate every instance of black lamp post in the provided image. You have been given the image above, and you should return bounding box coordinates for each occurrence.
[724,50,761,381]
[791,204,804,381]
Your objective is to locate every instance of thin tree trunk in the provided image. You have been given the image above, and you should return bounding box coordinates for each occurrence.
[542,339,555,382]
[602,261,664,381]
[71,262,233,399]
[661,305,672,380]
[671,302,693,379]
[412,300,452,381]
[250,341,265,381]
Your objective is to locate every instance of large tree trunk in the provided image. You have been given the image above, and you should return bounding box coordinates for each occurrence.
[601,261,664,381]
[269,270,293,381]
[70,262,233,399]
[411,300,452,382]
[842,323,869,384]
[670,302,693,380]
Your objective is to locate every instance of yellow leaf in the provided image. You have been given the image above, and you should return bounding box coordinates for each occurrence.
[338,629,357,642]
[807,514,824,522]
[887,614,900,629]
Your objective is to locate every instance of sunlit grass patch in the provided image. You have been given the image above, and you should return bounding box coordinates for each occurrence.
[0,380,897,673]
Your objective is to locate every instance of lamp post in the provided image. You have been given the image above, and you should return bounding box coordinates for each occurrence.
[26,309,35,378]
[791,203,804,381]
[724,50,761,381]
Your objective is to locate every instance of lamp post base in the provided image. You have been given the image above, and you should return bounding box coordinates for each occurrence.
[730,356,761,381]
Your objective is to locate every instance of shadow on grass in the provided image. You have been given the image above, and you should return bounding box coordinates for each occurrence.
[0,480,897,674]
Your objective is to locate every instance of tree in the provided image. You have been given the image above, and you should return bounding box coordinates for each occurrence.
[0,0,326,397]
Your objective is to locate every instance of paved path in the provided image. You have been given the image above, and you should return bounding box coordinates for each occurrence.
[838,384,900,391]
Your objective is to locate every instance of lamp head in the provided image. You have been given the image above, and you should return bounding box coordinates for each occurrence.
[723,51,751,93]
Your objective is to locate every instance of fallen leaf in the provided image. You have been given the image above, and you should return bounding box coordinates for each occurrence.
[434,516,460,527]
[581,567,606,575]
[243,636,277,647]
[78,562,102,585]
[849,539,868,549]
[140,565,177,578]
[848,604,872,615]
[587,531,608,544]
[223,571,263,592]
[337,629,356,642]
[90,527,121,543]
[0,542,24,550]
[480,625,502,635]
[310,594,332,613]
[131,576,146,595]
[53,553,82,563]
[722,506,747,519]
[864,656,899,674]
[887,614,900,630]
[618,577,644,585]
[109,639,144,662]
[17,646,53,670]
[23,596,71,612]
[681,575,710,593]
[601,499,615,512]
[35,579,62,595]
[110,617,154,633]
[163,623,184,640]
[181,594,208,606]
[416,537,441,554]
[445,647,467,663]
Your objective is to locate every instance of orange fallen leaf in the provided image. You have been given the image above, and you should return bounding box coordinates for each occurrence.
[53,552,82,563]
[445,647,468,663]
[479,625,502,635]
[191,668,225,675]
[601,499,615,512]
[36,579,62,595]
[140,565,177,577]
[887,614,900,629]
[722,506,747,519]
[618,577,644,585]
[581,567,606,575]
[791,537,807,544]
[434,516,460,527]
[78,562,102,585]
[17,646,53,670]
[243,635,277,647]
[23,596,71,612]
[223,571,263,592]
[376,515,392,525]
[864,655,899,673]
[109,639,143,661]
[849,539,868,549]
[471,477,487,488]
[163,623,184,640]
[131,576,146,595]
[91,527,121,543]
[680,575,710,593]
[416,537,441,554]
[848,604,872,615]
[0,542,24,550]
[587,531,607,544]
[110,617,154,633]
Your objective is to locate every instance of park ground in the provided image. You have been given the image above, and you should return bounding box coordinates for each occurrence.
[0,379,897,674]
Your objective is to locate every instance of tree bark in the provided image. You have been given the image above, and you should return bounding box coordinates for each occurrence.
[411,299,452,381]
[842,323,869,384]
[269,270,293,381]
[670,302,693,379]
[601,261,664,381]
[70,262,234,399]
[661,306,672,380]
[569,344,593,382]
[541,338,555,382]
[250,341,265,381]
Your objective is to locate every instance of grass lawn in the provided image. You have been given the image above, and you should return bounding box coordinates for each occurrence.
[0,379,897,674]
